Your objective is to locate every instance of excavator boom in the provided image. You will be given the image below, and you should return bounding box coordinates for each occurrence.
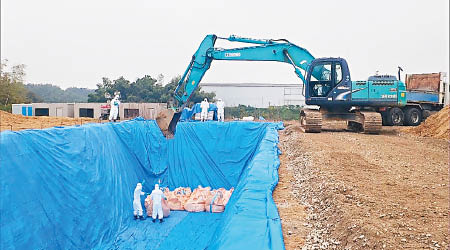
[156,34,316,137]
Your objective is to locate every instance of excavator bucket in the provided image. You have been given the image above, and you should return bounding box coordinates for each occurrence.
[156,109,182,138]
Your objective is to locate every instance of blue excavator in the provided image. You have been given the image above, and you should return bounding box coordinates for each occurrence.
[156,34,407,137]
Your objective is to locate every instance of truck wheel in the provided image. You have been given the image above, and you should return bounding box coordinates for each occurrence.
[387,107,404,126]
[404,107,422,126]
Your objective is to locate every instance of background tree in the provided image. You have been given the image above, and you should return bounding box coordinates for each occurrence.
[162,75,216,105]
[0,60,29,111]
[87,74,216,106]
[25,84,93,103]
[26,91,43,103]
[87,77,114,102]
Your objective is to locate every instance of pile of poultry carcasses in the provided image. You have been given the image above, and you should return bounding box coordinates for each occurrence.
[145,186,234,217]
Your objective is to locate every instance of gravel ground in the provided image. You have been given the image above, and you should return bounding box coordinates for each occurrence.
[273,122,448,249]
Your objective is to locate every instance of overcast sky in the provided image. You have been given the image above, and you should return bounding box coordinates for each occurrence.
[1,0,449,89]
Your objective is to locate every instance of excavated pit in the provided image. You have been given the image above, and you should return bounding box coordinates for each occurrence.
[1,119,284,249]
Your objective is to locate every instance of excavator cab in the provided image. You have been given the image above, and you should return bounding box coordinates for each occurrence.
[304,58,352,105]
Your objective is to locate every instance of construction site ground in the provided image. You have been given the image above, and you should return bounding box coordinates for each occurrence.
[274,121,448,249]
[1,111,448,249]
[0,110,100,131]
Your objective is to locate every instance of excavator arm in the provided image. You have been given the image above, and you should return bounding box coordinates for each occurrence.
[157,34,317,137]
[174,34,316,105]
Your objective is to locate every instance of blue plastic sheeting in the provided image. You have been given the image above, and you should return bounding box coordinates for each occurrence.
[113,211,223,250]
[157,212,223,250]
[180,103,218,121]
[1,119,284,249]
[113,211,190,249]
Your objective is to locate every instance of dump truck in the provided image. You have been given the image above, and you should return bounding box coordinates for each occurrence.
[380,72,448,126]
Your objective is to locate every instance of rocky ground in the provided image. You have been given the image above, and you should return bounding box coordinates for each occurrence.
[273,122,448,249]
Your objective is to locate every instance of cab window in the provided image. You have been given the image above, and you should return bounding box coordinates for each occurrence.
[310,63,332,81]
[335,63,342,85]
[310,63,332,97]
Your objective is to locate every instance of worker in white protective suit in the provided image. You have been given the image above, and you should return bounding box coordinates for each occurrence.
[216,98,225,122]
[200,98,209,122]
[150,184,166,223]
[133,183,146,220]
[109,95,120,122]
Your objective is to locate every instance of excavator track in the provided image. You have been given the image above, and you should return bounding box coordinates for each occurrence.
[360,111,382,134]
[300,109,322,133]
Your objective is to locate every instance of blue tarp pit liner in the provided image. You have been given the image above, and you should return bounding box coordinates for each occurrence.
[1,119,284,249]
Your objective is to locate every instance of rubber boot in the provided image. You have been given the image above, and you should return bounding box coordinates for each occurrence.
[134,215,138,220]
[159,219,164,223]
[152,219,156,223]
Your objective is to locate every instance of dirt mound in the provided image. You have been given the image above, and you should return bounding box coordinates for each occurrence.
[403,106,449,139]
[0,110,98,131]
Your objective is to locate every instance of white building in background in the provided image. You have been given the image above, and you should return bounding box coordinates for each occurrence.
[201,83,305,108]
[12,103,166,120]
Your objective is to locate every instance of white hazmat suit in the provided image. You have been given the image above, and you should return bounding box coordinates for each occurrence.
[200,98,209,121]
[109,95,120,121]
[133,183,145,218]
[216,99,225,122]
[150,184,166,221]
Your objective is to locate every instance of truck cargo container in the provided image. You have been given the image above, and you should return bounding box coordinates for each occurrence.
[379,72,448,126]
